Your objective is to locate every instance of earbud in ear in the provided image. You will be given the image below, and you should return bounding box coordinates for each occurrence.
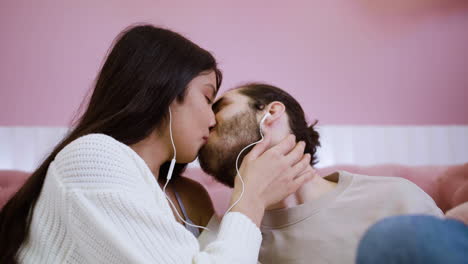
[260,112,271,132]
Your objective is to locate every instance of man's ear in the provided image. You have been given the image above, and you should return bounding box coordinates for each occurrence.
[262,101,285,126]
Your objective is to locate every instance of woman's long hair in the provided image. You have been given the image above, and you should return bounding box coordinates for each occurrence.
[0,24,222,263]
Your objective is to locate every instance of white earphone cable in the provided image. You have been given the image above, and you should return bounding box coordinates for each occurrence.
[164,107,209,232]
[224,113,269,216]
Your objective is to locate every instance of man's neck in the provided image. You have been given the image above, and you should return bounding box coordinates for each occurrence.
[266,166,338,211]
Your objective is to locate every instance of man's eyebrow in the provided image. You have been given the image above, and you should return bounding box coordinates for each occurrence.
[212,97,230,112]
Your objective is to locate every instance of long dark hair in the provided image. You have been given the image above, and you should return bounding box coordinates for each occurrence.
[0,24,222,263]
[237,83,320,166]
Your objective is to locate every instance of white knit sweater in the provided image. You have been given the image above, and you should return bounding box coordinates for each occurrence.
[19,134,262,263]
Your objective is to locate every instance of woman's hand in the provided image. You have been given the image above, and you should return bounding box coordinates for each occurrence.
[230,133,312,226]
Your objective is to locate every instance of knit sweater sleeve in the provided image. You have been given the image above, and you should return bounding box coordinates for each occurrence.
[53,134,262,264]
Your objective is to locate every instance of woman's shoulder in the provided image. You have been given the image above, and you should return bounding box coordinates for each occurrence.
[52,133,143,191]
[56,133,130,161]
[60,133,123,151]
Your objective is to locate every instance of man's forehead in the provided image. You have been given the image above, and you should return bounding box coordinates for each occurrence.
[213,89,249,112]
[217,90,247,103]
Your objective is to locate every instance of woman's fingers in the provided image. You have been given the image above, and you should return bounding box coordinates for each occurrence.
[246,130,272,160]
[267,134,296,156]
[284,141,306,166]
[290,153,311,178]
[282,154,312,196]
[288,170,314,195]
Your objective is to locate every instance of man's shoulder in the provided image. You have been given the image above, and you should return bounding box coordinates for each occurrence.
[344,171,443,215]
[344,171,415,186]
[341,171,429,201]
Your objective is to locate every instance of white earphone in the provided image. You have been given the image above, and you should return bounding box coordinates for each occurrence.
[164,109,271,229]
[259,112,271,134]
[225,112,271,215]
[163,107,209,232]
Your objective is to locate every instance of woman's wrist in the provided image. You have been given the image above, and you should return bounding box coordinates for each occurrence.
[229,191,265,227]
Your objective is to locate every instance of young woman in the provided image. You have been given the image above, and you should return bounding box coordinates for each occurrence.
[0,25,311,263]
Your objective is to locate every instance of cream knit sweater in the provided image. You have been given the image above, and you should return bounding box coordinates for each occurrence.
[18,134,262,263]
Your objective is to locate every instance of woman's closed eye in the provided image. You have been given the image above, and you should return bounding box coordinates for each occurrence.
[205,96,213,104]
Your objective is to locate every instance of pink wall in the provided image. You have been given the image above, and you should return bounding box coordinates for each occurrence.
[1,0,467,126]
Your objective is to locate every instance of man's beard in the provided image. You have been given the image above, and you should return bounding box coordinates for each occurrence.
[199,110,260,187]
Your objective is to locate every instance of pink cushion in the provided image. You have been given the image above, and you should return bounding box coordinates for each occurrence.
[436,164,468,211]
[0,170,30,209]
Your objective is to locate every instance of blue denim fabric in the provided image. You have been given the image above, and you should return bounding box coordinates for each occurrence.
[356,215,468,264]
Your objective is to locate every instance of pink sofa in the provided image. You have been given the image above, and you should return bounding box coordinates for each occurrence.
[0,170,30,209]
[1,164,467,216]
[182,164,468,216]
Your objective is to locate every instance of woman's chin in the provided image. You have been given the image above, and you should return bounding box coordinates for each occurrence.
[176,151,199,164]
